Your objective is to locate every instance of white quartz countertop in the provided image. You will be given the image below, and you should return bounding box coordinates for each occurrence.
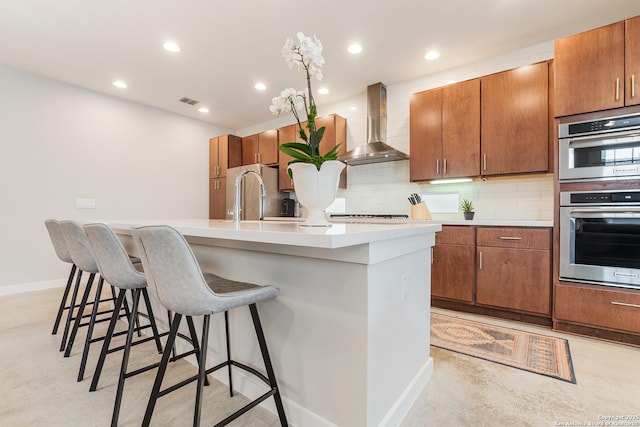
[102,218,441,249]
[330,218,553,227]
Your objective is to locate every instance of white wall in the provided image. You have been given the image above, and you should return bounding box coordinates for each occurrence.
[245,40,555,220]
[0,65,229,291]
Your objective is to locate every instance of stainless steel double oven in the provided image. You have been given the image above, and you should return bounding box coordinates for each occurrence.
[559,112,640,289]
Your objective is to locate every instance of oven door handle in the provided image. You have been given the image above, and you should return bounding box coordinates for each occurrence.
[567,129,640,148]
[569,207,640,217]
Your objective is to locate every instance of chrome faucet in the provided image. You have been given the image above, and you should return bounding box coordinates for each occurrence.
[233,170,266,224]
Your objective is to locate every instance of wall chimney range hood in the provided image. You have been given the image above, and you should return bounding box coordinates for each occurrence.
[339,82,409,165]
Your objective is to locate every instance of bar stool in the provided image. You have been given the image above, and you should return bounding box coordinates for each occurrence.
[132,225,288,427]
[59,220,131,381]
[44,219,79,341]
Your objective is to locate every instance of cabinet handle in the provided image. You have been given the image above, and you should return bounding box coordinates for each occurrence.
[483,154,487,171]
[633,74,636,98]
[611,301,640,309]
[479,251,483,270]
[436,159,439,175]
[499,236,522,240]
[443,158,447,175]
[431,247,434,264]
[616,78,620,101]
[258,152,262,163]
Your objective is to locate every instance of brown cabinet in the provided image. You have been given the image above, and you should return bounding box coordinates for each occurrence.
[242,129,279,166]
[277,114,347,192]
[481,62,550,175]
[554,17,640,117]
[209,135,241,219]
[431,226,475,303]
[476,227,551,315]
[410,79,480,181]
[555,283,640,334]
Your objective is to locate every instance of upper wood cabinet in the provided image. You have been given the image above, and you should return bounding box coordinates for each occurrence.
[410,79,480,182]
[241,130,279,166]
[209,134,241,219]
[209,134,241,178]
[480,61,549,175]
[277,114,347,192]
[554,17,640,117]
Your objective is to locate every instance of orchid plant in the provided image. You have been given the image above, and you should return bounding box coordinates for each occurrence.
[270,32,342,175]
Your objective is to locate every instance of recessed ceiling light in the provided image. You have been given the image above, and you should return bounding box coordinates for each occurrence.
[424,50,440,61]
[198,107,209,113]
[348,43,363,54]
[255,83,267,91]
[318,87,329,95]
[349,106,357,111]
[112,80,127,89]
[163,41,181,53]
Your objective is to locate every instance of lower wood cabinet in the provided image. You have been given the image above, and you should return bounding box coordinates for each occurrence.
[432,225,552,319]
[555,283,640,334]
[209,177,226,220]
[431,226,475,303]
[476,227,551,315]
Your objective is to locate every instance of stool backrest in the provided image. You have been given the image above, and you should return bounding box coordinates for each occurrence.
[132,225,221,316]
[84,223,146,290]
[44,219,73,264]
[59,220,99,274]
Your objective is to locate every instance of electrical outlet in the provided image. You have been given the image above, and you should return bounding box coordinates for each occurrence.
[76,198,96,209]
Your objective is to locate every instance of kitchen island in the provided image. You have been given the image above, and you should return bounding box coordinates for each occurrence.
[106,219,440,427]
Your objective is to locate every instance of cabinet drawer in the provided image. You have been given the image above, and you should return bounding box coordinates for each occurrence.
[555,283,640,334]
[436,225,475,245]
[476,227,550,249]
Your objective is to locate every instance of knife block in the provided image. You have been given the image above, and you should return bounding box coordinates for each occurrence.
[410,201,432,220]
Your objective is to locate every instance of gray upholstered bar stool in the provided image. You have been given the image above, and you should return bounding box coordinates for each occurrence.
[132,225,288,427]
[59,220,130,381]
[44,219,79,344]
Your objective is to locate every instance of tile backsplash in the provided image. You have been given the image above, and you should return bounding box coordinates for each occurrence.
[336,161,554,221]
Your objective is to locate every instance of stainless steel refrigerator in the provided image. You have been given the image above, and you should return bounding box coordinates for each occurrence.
[225,164,281,220]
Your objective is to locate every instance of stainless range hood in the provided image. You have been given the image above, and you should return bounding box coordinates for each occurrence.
[339,82,409,165]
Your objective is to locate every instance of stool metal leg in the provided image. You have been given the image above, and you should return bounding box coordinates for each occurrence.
[141,288,163,353]
[89,288,127,391]
[64,272,95,357]
[52,264,77,335]
[111,287,141,427]
[59,269,84,351]
[186,316,209,387]
[224,311,233,397]
[77,275,105,381]
[194,315,210,427]
[249,304,288,427]
[143,313,182,427]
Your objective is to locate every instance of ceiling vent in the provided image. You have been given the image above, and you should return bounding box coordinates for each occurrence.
[179,97,199,106]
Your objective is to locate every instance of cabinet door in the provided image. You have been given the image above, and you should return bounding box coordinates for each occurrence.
[278,124,297,191]
[258,129,279,165]
[432,244,475,303]
[209,177,226,219]
[554,21,625,117]
[481,62,549,175]
[209,137,220,178]
[410,88,443,181]
[241,134,259,165]
[626,16,640,106]
[476,246,551,315]
[217,135,229,177]
[442,79,480,178]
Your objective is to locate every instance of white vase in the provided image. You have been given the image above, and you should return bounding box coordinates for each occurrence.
[289,160,345,227]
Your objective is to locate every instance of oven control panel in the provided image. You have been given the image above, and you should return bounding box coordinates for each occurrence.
[561,190,640,206]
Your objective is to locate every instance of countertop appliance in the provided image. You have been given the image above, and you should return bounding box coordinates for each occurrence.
[226,164,281,221]
[559,112,640,182]
[280,198,296,217]
[560,189,640,289]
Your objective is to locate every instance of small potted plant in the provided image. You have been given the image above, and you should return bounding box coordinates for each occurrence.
[460,198,475,220]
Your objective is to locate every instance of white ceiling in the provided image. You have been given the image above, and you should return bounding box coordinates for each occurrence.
[2,0,640,130]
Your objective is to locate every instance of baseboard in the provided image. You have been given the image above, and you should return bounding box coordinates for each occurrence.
[0,279,65,297]
[378,357,434,427]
